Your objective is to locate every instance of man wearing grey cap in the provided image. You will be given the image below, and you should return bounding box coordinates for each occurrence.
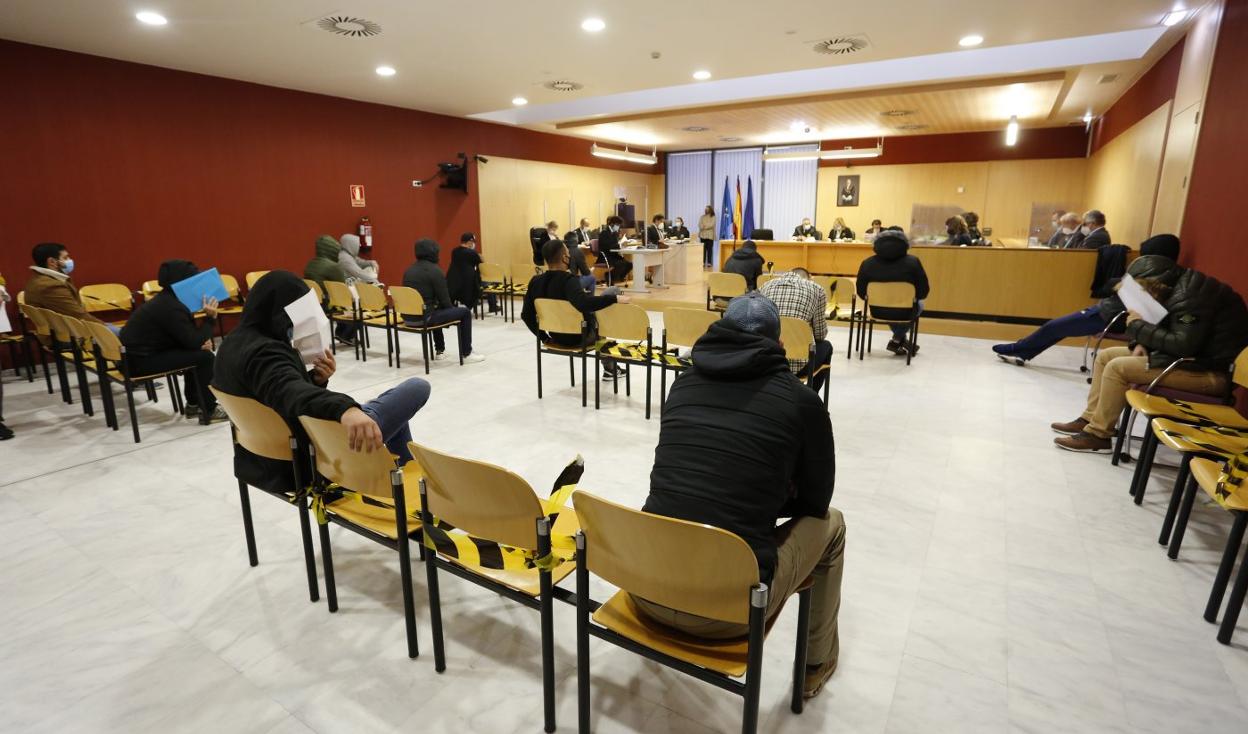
[637,292,844,699]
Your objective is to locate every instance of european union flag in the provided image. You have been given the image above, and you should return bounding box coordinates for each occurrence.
[718,176,734,240]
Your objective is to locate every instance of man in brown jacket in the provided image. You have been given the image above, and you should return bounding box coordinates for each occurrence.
[24,242,117,333]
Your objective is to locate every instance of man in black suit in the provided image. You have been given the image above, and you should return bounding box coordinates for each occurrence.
[793,218,822,241]
[646,214,668,246]
[570,218,594,246]
[598,215,632,283]
[1075,210,1111,250]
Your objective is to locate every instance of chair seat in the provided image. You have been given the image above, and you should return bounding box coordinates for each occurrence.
[1152,418,1248,455]
[542,340,593,354]
[1129,382,1229,405]
[1125,390,1248,429]
[1190,457,1248,512]
[442,551,576,597]
[597,340,654,363]
[395,319,460,332]
[325,494,423,540]
[216,305,244,315]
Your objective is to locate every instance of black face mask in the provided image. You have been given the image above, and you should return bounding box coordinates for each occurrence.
[947,227,957,236]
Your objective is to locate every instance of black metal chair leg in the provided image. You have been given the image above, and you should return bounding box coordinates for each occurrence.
[125,382,141,443]
[1111,406,1132,466]
[419,481,446,671]
[791,588,812,714]
[298,495,320,602]
[318,521,338,612]
[1158,454,1192,546]
[1216,536,1248,644]
[1132,426,1159,505]
[237,479,259,567]
[539,521,556,732]
[742,587,767,734]
[1205,512,1248,623]
[576,533,591,734]
[1167,474,1200,560]
[536,340,544,399]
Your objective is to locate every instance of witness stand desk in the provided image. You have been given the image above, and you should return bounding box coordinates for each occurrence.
[719,239,1104,322]
[617,246,675,294]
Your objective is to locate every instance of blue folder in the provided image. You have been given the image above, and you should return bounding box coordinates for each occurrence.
[170,267,230,313]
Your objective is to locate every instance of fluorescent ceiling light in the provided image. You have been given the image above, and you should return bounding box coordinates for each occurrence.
[512,97,528,106]
[1161,10,1188,27]
[591,143,656,165]
[581,18,606,32]
[135,11,168,26]
[1005,115,1019,146]
[693,70,712,81]
[1082,111,1093,124]
[763,145,883,161]
[959,34,984,47]
[375,65,396,77]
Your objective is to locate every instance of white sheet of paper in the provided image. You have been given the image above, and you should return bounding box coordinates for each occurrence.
[284,289,332,365]
[0,302,11,333]
[1118,273,1169,325]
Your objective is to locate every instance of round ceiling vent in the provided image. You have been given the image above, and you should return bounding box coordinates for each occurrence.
[543,80,584,92]
[719,136,742,143]
[812,35,869,55]
[880,109,917,117]
[317,16,382,37]
[681,126,711,132]
[895,123,929,131]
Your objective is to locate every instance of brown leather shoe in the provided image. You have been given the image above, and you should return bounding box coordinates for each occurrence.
[1050,418,1089,435]
[803,659,838,699]
[1054,432,1112,453]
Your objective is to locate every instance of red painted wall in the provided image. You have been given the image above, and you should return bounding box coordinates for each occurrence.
[1182,0,1248,296]
[1089,38,1184,154]
[815,126,1088,168]
[0,40,662,294]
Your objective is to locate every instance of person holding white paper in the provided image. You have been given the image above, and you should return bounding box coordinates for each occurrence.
[212,271,431,493]
[120,260,225,423]
[1052,257,1248,453]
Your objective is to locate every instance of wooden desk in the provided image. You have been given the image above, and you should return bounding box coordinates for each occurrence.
[719,240,1104,321]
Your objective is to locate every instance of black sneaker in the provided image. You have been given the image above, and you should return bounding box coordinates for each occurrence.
[204,406,229,424]
[885,339,906,355]
[0,422,13,441]
[904,341,920,356]
[336,335,357,347]
[184,404,200,419]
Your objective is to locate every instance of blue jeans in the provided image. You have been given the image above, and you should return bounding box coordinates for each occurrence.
[579,274,597,293]
[890,300,924,340]
[359,377,431,465]
[994,306,1107,361]
[106,323,122,336]
[796,339,834,392]
[411,306,473,355]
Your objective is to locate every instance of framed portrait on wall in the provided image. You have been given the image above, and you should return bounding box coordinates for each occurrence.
[837,175,860,207]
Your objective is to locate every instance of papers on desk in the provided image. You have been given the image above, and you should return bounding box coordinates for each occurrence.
[170,267,230,313]
[1117,273,1169,325]
[284,288,332,366]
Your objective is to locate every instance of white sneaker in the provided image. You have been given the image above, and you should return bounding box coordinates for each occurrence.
[463,353,486,364]
[433,351,447,361]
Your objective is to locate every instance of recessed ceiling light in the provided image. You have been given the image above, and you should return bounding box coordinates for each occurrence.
[1161,10,1188,27]
[959,34,984,47]
[512,96,528,106]
[789,120,807,132]
[1082,111,1093,124]
[375,65,396,77]
[135,10,168,26]
[692,70,712,81]
[581,18,606,32]
[1005,115,1019,146]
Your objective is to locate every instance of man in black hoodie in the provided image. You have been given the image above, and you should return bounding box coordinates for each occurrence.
[637,292,844,700]
[722,239,765,289]
[120,260,225,423]
[402,239,482,363]
[212,271,431,491]
[855,228,929,356]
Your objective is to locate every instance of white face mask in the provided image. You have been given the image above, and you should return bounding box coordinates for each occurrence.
[1081,225,1094,236]
[1061,227,1077,235]
[675,221,683,228]
[802,222,811,229]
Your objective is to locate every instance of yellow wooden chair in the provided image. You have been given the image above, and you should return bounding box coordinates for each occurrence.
[322,281,362,360]
[756,273,775,290]
[302,278,325,305]
[571,491,812,734]
[478,261,508,320]
[658,307,719,413]
[41,310,95,415]
[139,279,163,301]
[856,282,919,365]
[410,441,580,733]
[244,270,270,291]
[298,415,425,659]
[389,286,463,373]
[1187,455,1248,645]
[209,388,321,604]
[1146,419,1248,559]
[594,303,655,417]
[535,298,597,408]
[780,316,829,404]
[214,274,245,338]
[507,263,536,323]
[83,319,195,443]
[15,302,57,396]
[354,281,394,365]
[707,272,747,312]
[79,282,133,325]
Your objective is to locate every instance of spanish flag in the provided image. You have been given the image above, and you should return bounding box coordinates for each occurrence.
[732,176,743,241]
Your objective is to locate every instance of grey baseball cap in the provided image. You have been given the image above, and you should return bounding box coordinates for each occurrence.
[723,292,781,341]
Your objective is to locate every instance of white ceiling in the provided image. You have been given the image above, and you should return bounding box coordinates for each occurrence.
[0,0,1197,149]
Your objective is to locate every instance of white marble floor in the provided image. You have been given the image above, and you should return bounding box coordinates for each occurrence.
[2,314,1247,734]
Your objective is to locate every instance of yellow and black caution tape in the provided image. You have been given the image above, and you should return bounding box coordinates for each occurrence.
[595,339,690,368]
[1214,452,1248,507]
[1156,426,1242,459]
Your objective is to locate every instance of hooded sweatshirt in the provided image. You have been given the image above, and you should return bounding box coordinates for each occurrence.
[337,233,379,284]
[722,242,765,289]
[120,260,215,357]
[212,270,358,492]
[446,245,484,307]
[402,239,453,312]
[641,320,835,580]
[304,235,347,292]
[854,232,930,321]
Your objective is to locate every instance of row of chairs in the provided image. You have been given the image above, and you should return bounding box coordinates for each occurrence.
[1108,348,1248,644]
[215,387,812,733]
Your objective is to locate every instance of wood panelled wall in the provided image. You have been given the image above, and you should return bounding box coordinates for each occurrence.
[477,157,665,272]
[813,158,1087,242]
[1085,102,1172,247]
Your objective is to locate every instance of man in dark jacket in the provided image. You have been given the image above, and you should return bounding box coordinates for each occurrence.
[401,239,482,363]
[992,235,1180,363]
[212,271,431,491]
[1052,261,1248,452]
[855,229,929,356]
[303,235,356,344]
[120,260,224,422]
[562,231,597,293]
[646,214,668,245]
[1075,210,1111,250]
[596,215,632,284]
[723,239,765,289]
[446,232,499,313]
[637,292,844,700]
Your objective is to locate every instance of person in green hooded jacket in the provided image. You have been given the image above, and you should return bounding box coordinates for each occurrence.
[303,235,357,343]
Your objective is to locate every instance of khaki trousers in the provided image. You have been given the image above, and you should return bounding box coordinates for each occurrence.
[1081,346,1228,438]
[632,509,845,667]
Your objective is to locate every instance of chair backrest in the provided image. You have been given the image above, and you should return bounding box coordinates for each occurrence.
[79,283,133,313]
[832,277,856,309]
[811,275,835,303]
[756,273,775,290]
[595,303,649,342]
[479,262,506,283]
[302,279,325,304]
[511,262,538,284]
[409,442,545,551]
[41,309,73,342]
[779,316,814,362]
[572,491,760,624]
[298,416,397,499]
[322,281,355,311]
[1233,347,1248,389]
[355,281,388,312]
[865,281,916,310]
[140,280,163,300]
[388,286,427,319]
[750,228,774,240]
[61,314,95,348]
[535,298,585,334]
[84,320,123,361]
[663,308,718,347]
[220,274,241,300]
[708,272,747,299]
[209,388,293,461]
[22,305,52,337]
[245,271,270,290]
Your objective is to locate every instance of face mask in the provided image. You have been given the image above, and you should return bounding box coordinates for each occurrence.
[675,221,683,228]
[1081,225,1093,236]
[611,225,619,232]
[802,223,811,229]
[947,227,957,236]
[61,258,75,274]
[1061,227,1077,235]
